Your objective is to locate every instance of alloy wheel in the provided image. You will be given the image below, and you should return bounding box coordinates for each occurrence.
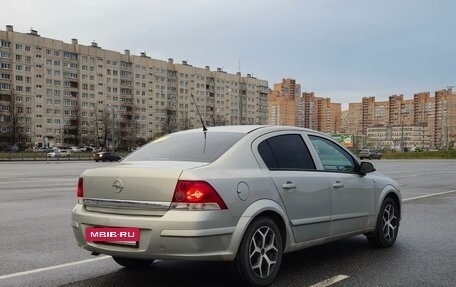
[248,226,279,279]
[382,203,398,242]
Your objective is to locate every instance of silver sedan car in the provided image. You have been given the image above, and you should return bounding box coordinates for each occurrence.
[72,125,401,286]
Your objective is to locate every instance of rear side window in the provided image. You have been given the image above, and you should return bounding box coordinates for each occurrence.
[124,132,244,162]
[258,134,316,170]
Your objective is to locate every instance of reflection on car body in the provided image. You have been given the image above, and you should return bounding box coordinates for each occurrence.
[72,125,401,286]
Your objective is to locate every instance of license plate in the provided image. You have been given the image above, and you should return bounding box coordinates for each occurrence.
[86,227,140,247]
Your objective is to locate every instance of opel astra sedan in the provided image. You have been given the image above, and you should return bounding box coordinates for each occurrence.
[72,125,401,286]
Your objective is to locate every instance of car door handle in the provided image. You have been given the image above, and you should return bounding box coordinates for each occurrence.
[282,182,296,190]
[333,181,344,188]
[332,181,344,188]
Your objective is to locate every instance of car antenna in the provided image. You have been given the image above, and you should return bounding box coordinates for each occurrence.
[191,94,207,153]
[191,94,207,132]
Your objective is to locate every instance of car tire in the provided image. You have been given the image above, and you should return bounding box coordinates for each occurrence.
[367,197,399,248]
[112,257,154,269]
[234,217,283,286]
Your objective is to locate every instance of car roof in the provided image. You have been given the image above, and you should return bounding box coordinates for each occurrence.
[175,125,321,135]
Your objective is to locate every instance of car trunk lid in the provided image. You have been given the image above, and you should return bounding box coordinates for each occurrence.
[80,161,206,215]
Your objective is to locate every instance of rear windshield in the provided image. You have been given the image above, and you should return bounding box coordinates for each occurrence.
[124,131,245,162]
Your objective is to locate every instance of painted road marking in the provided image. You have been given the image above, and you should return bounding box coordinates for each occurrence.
[0,256,110,280]
[403,189,456,202]
[308,275,350,287]
[1,190,454,282]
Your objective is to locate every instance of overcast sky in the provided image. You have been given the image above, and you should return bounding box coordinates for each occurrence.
[2,0,456,109]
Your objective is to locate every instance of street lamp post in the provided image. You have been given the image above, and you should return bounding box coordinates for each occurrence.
[400,108,409,152]
[239,81,243,125]
[111,106,115,151]
[108,104,115,151]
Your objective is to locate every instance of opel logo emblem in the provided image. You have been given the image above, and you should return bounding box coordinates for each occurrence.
[112,179,124,193]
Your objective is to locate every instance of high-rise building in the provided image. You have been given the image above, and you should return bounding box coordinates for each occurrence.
[344,89,456,150]
[434,89,456,149]
[0,26,269,149]
[267,80,342,133]
[388,95,414,127]
[345,102,363,135]
[300,92,341,133]
[268,78,300,126]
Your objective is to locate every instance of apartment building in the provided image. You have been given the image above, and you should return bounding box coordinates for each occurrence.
[344,102,363,135]
[388,95,414,126]
[366,126,430,151]
[0,26,269,149]
[345,89,456,150]
[434,89,456,149]
[268,78,300,126]
[268,84,342,133]
[298,92,341,133]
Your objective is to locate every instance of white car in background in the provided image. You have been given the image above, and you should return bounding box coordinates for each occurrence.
[47,149,71,158]
[70,146,81,152]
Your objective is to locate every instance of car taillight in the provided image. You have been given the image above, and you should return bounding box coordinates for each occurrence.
[76,177,83,201]
[171,180,227,210]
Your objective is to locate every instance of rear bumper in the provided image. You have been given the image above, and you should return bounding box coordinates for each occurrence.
[71,204,238,261]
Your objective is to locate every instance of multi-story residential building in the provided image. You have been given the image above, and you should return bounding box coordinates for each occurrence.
[268,81,342,133]
[434,89,456,149]
[268,78,300,126]
[0,26,269,150]
[345,90,456,150]
[345,102,363,135]
[413,92,432,126]
[388,95,414,127]
[366,125,430,151]
[300,92,315,129]
[299,92,341,133]
[318,97,341,133]
[344,98,388,135]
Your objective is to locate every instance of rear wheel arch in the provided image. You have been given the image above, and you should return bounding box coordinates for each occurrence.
[230,200,291,258]
[254,210,287,251]
[234,215,284,286]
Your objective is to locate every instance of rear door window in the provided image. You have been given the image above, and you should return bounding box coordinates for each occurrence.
[258,134,316,170]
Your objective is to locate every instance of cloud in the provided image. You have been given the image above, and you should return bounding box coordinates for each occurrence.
[2,0,455,108]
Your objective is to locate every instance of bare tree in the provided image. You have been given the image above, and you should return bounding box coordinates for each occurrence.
[6,89,27,149]
[92,108,112,149]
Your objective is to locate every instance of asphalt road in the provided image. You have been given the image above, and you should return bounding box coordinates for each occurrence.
[0,160,455,287]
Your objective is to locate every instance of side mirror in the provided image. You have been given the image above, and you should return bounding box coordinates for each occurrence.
[359,161,376,175]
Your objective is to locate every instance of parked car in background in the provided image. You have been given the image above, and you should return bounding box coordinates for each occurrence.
[2,145,19,152]
[70,146,81,152]
[79,146,95,152]
[93,151,121,162]
[47,149,71,158]
[72,125,401,286]
[35,147,51,153]
[358,149,382,160]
